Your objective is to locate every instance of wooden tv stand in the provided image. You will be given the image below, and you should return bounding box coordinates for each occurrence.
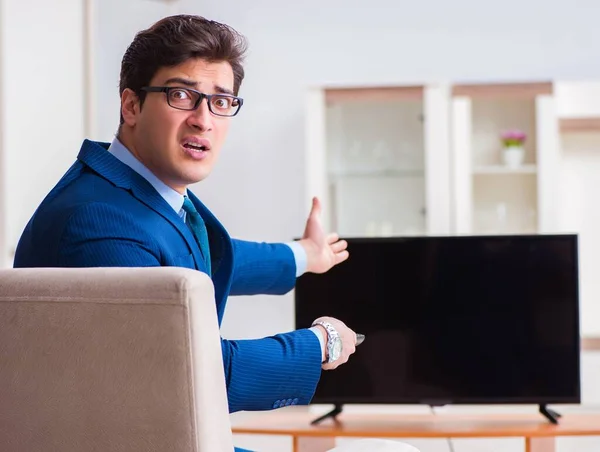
[231,407,600,452]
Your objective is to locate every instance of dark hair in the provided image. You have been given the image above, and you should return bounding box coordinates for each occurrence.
[118,15,248,124]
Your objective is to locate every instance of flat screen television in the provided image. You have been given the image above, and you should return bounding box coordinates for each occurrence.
[294,235,581,423]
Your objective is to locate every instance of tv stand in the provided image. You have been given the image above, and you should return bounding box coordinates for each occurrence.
[234,410,600,452]
[310,403,343,425]
[539,404,562,424]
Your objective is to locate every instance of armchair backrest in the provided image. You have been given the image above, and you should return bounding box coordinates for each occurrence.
[0,267,234,452]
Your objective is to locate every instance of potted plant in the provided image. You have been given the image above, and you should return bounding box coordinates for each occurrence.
[500,129,526,168]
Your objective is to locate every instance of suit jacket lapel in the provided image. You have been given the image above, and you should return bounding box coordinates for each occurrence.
[76,140,206,272]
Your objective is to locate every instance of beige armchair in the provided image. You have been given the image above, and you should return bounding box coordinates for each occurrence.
[0,267,234,452]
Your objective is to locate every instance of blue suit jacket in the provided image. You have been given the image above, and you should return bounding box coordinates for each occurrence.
[14,139,322,413]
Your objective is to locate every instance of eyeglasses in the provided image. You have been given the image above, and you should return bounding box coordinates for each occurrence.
[141,86,243,117]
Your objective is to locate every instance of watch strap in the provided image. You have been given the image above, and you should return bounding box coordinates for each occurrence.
[311,321,340,363]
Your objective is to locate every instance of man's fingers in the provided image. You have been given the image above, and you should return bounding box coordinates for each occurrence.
[326,232,339,244]
[335,250,349,264]
[334,251,350,265]
[309,196,321,218]
[330,239,347,252]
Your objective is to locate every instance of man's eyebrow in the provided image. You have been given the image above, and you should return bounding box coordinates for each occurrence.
[214,85,235,96]
[162,78,236,96]
[163,77,197,87]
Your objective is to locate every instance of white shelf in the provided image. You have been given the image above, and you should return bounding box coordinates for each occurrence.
[450,84,559,235]
[473,165,537,175]
[559,117,600,133]
[555,80,600,119]
[329,169,425,179]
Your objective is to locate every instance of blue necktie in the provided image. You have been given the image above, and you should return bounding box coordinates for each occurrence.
[182,197,211,275]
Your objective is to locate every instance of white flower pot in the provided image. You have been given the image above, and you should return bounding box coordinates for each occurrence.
[502,145,525,168]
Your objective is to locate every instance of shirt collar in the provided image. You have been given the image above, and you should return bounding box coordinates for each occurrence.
[107,137,186,217]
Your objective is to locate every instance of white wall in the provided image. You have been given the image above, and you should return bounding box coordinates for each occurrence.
[0,0,6,267]
[0,0,86,266]
[93,0,179,142]
[0,0,180,267]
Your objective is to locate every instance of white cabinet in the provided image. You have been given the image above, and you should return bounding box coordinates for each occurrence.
[305,81,573,239]
[555,81,600,336]
[555,80,600,133]
[450,82,561,235]
[555,80,600,119]
[305,84,452,238]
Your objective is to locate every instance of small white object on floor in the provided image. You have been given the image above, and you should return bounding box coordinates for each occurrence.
[327,439,420,452]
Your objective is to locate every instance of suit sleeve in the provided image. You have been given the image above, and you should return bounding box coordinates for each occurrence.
[222,329,323,413]
[229,239,297,296]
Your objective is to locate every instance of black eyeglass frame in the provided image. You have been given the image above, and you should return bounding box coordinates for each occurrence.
[140,86,244,117]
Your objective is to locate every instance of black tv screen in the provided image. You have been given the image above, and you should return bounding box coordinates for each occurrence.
[294,235,581,405]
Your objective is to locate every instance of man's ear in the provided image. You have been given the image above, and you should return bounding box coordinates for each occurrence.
[121,88,140,127]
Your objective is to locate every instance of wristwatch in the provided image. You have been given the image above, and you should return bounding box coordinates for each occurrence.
[312,321,342,363]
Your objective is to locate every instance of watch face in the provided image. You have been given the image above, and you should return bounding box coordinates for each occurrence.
[331,338,342,361]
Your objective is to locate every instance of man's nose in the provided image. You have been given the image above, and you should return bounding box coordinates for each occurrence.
[187,98,213,131]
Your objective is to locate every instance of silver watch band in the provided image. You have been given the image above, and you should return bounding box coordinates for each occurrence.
[312,321,340,363]
[309,326,326,359]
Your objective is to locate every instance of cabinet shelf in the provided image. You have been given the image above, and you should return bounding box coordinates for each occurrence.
[329,169,425,179]
[451,82,557,235]
[473,165,537,175]
[560,117,600,133]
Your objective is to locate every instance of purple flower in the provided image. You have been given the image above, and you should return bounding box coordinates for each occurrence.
[500,129,526,146]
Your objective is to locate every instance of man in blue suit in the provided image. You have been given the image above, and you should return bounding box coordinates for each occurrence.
[14,14,359,421]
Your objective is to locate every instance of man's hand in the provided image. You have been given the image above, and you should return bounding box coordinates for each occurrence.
[299,197,349,274]
[313,316,357,370]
